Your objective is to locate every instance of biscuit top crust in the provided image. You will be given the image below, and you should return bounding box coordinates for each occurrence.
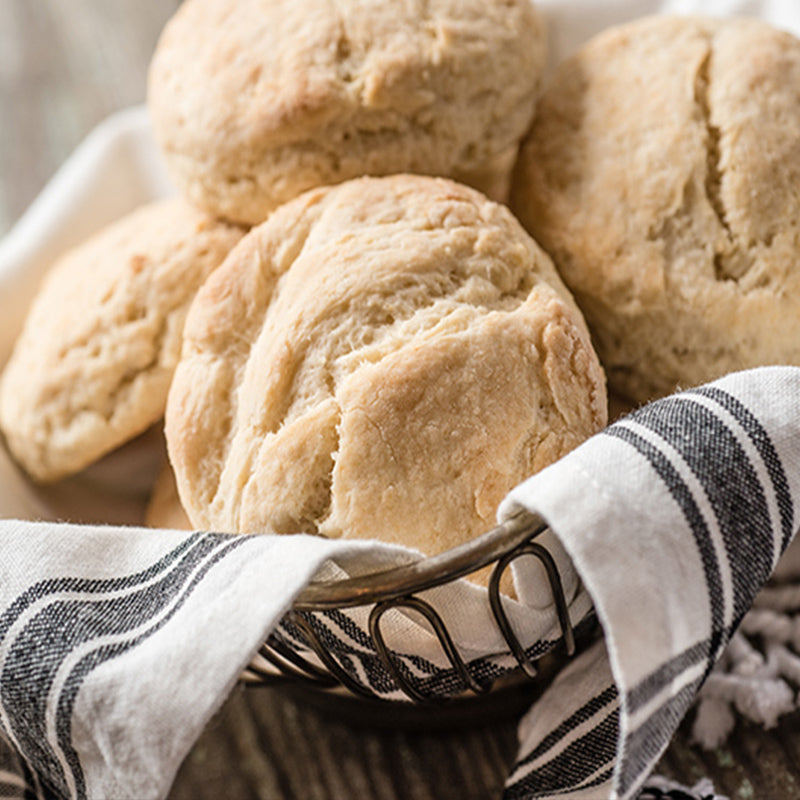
[0,198,244,482]
[148,0,546,224]
[166,175,606,557]
[510,16,800,402]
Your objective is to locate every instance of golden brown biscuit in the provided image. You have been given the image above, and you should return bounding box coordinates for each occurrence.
[145,460,193,530]
[511,16,800,403]
[166,175,607,560]
[0,198,244,482]
[148,0,546,225]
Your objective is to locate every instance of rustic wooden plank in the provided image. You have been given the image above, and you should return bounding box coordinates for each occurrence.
[171,682,800,800]
[171,685,519,800]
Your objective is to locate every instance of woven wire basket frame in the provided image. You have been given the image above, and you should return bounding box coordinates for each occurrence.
[245,510,593,703]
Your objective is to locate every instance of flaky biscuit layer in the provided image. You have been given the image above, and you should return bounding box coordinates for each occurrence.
[512,16,800,403]
[166,175,607,559]
[0,198,244,481]
[148,0,546,224]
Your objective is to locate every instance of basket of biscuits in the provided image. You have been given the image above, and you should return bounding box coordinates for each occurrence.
[3,0,800,739]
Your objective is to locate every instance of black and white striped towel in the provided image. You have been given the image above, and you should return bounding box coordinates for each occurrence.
[1,366,798,800]
[500,366,800,799]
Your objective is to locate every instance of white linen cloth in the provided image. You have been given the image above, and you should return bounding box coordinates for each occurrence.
[3,3,800,799]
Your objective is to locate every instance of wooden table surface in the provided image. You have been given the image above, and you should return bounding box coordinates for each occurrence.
[2,3,800,799]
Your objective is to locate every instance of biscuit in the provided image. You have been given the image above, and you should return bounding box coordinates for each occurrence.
[147,0,546,225]
[510,16,800,404]
[165,175,607,561]
[0,198,244,482]
[145,460,193,530]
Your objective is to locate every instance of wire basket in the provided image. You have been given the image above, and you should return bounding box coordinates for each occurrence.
[242,510,600,712]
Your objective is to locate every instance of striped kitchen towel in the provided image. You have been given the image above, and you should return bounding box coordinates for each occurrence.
[499,365,800,799]
[0,366,798,799]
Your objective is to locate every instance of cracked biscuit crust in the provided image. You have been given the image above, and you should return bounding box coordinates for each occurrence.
[510,16,800,403]
[165,175,607,560]
[0,198,244,482]
[147,0,546,225]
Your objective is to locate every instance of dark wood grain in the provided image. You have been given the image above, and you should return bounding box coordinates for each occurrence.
[171,685,520,800]
[3,3,800,799]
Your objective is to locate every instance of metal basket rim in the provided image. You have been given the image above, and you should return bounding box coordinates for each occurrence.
[293,509,546,611]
